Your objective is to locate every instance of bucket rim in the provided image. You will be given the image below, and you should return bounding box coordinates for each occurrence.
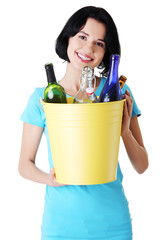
[40,97,125,106]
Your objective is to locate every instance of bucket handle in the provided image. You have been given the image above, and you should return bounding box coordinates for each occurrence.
[39,97,44,112]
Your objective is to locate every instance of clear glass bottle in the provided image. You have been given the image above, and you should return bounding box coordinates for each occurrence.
[73,66,98,103]
[44,63,67,103]
[99,54,123,102]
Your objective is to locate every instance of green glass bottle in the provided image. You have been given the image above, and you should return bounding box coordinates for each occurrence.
[44,63,67,103]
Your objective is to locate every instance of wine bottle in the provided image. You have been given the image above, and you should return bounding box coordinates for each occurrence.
[44,63,67,103]
[73,66,98,103]
[119,75,127,89]
[99,54,123,102]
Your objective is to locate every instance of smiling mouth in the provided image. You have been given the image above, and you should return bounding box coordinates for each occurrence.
[77,52,93,62]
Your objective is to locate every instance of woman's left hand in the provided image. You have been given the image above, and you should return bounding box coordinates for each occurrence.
[121,89,133,138]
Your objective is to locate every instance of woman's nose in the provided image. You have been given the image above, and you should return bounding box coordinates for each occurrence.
[83,42,94,54]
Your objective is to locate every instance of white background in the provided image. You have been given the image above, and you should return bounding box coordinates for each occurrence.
[0,0,160,239]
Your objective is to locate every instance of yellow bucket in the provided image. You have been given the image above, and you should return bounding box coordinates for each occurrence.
[41,98,125,185]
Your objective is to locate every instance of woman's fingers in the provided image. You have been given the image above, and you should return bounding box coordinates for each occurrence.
[50,167,69,187]
[121,90,133,137]
[124,90,133,118]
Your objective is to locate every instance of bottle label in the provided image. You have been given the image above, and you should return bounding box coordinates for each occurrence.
[48,90,54,99]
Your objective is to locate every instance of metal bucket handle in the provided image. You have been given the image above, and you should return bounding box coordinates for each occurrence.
[39,97,44,112]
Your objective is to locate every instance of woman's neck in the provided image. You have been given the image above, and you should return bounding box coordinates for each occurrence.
[58,63,82,96]
[58,62,101,97]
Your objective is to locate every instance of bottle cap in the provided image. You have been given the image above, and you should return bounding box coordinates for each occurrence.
[45,63,53,70]
[119,75,127,81]
[82,66,93,80]
[86,87,94,95]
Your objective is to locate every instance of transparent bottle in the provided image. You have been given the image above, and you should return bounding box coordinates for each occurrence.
[44,63,67,103]
[99,54,123,102]
[73,66,98,103]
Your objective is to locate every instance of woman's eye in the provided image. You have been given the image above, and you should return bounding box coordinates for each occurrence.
[79,35,86,40]
[96,42,104,48]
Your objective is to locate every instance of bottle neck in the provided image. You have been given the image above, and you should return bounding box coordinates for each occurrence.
[80,77,93,91]
[119,75,127,89]
[108,55,119,85]
[80,75,87,90]
[46,68,57,84]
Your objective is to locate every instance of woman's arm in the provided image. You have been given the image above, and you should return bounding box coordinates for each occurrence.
[121,90,149,174]
[18,122,67,187]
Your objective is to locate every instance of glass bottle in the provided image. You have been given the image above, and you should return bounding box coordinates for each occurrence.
[73,66,98,103]
[99,54,123,102]
[44,63,67,103]
[119,75,127,89]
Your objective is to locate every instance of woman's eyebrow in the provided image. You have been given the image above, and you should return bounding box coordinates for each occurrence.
[79,31,89,36]
[79,31,105,42]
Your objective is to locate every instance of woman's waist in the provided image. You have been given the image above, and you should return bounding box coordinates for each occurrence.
[43,183,130,218]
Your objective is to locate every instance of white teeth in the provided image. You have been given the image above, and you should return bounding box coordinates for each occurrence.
[77,53,92,61]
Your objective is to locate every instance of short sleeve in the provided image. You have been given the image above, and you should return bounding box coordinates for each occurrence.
[20,88,45,128]
[122,84,141,117]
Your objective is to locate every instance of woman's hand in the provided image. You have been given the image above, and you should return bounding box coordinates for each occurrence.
[121,89,133,138]
[121,90,149,174]
[49,168,69,187]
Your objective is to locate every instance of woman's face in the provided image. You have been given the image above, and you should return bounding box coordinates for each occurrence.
[67,18,106,71]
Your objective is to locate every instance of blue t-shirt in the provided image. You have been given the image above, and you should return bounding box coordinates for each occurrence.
[21,78,141,240]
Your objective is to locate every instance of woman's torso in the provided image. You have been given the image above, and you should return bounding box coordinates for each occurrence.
[40,77,133,239]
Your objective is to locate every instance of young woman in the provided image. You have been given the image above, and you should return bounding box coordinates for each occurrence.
[19,6,148,240]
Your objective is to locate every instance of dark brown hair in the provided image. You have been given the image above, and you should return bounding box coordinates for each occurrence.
[55,6,121,76]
